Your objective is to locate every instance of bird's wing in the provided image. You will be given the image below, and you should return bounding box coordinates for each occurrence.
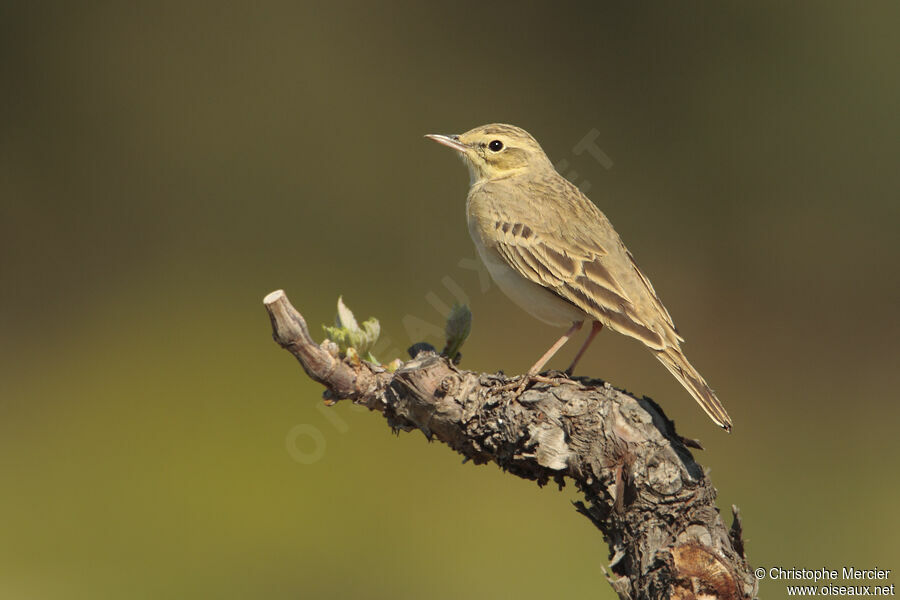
[623,248,682,341]
[490,216,672,351]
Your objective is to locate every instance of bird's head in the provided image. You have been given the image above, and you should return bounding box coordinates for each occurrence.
[426,123,552,184]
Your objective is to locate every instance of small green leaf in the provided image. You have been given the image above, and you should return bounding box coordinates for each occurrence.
[441,303,472,364]
[335,296,359,331]
[384,358,403,373]
[322,297,381,362]
[345,347,360,367]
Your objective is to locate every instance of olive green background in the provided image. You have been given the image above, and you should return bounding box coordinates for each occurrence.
[2,2,898,598]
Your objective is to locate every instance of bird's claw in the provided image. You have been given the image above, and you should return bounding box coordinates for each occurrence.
[498,371,571,403]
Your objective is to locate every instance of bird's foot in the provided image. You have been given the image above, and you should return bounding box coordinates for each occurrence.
[498,371,571,403]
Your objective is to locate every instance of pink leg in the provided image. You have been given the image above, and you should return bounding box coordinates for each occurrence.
[565,321,604,375]
[527,321,583,375]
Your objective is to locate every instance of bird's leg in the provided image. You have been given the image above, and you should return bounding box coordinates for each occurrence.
[498,321,583,400]
[565,321,604,376]
[528,320,583,375]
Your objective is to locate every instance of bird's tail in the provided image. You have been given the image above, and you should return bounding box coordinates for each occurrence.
[654,347,732,432]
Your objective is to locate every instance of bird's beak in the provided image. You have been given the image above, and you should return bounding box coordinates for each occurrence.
[425,133,468,153]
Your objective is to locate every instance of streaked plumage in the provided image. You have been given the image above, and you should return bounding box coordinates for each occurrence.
[426,124,732,431]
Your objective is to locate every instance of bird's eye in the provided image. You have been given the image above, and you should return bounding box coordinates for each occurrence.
[488,140,504,152]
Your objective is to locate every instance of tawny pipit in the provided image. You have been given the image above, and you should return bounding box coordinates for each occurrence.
[426,124,732,431]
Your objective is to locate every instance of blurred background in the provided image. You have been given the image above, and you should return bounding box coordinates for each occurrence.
[2,2,898,598]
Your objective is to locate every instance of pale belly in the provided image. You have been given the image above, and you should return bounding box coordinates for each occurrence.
[474,237,587,328]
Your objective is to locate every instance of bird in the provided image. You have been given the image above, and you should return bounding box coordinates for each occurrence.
[426,123,732,431]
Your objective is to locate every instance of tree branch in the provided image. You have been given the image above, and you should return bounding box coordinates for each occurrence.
[263,290,757,600]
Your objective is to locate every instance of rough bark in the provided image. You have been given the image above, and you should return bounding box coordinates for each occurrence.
[264,290,757,600]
